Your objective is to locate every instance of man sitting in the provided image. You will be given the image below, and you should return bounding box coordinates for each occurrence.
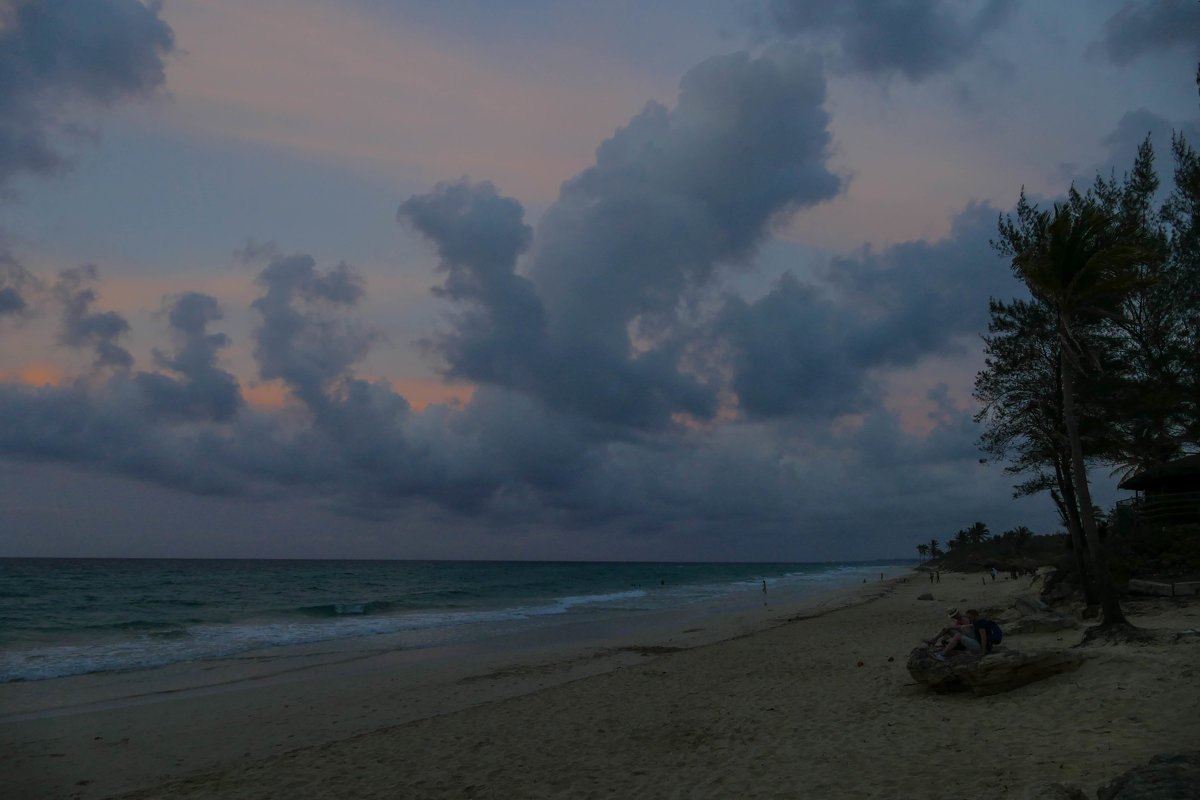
[967,608,1003,654]
[930,609,981,661]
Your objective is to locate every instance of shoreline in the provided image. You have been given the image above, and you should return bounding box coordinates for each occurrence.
[2,574,893,799]
[5,570,1198,799]
[0,559,905,685]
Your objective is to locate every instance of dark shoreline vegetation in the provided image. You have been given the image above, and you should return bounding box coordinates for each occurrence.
[918,66,1200,625]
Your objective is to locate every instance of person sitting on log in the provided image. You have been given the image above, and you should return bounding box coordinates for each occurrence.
[926,608,981,660]
[966,608,1003,654]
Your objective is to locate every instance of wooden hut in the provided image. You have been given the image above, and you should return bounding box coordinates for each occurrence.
[1118,454,1200,527]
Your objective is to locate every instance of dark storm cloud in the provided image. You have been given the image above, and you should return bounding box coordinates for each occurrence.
[0,250,588,519]
[824,203,1012,362]
[1099,109,1200,173]
[399,179,545,393]
[0,217,1018,549]
[1095,0,1200,66]
[761,0,1015,81]
[133,293,242,423]
[0,247,36,316]
[0,0,174,188]
[715,203,1008,418]
[403,47,842,430]
[385,46,1023,541]
[54,265,133,370]
[716,274,872,419]
[0,286,22,315]
[233,238,278,264]
[1056,109,1200,194]
[0,34,1035,553]
[250,253,371,412]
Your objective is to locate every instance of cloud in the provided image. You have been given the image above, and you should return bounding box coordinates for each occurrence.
[133,292,242,423]
[1095,0,1200,66]
[1055,108,1200,195]
[0,246,36,316]
[761,0,1015,81]
[715,202,1009,419]
[0,0,174,188]
[1098,108,1200,173]
[402,46,842,430]
[250,253,370,412]
[0,217,1035,554]
[0,32,1054,554]
[398,179,543,395]
[53,265,133,370]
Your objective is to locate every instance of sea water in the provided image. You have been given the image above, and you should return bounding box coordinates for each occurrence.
[0,558,908,682]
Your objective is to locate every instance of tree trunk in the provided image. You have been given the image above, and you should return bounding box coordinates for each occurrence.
[1060,350,1129,626]
[1053,458,1098,605]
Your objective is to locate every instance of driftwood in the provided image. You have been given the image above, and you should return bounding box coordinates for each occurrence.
[906,646,1085,695]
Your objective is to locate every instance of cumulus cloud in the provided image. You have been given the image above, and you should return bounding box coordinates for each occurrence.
[250,253,370,410]
[715,203,1008,419]
[0,246,36,316]
[54,265,133,370]
[399,179,544,395]
[0,29,1041,553]
[1056,108,1200,192]
[133,293,242,423]
[1099,109,1200,173]
[0,0,174,188]
[1095,0,1200,66]
[403,47,842,430]
[761,0,1015,81]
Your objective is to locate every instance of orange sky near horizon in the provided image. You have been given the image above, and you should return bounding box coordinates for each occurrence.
[2,363,473,415]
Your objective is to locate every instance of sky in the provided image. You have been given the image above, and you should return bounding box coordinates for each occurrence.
[0,0,1198,561]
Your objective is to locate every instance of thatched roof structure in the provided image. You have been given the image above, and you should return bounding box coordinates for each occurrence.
[1118,454,1200,493]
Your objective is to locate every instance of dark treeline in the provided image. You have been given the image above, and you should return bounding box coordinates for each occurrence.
[916,523,1064,571]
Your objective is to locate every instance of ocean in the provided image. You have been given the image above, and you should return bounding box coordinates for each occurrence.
[0,558,909,683]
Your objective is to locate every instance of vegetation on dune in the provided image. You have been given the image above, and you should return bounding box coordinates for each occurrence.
[917,523,1064,573]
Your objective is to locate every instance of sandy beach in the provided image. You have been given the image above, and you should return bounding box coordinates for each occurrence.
[4,569,1199,800]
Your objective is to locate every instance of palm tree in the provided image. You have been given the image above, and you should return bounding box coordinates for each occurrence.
[966,521,991,545]
[1012,202,1149,626]
[917,543,930,563]
[928,538,941,558]
[1002,525,1034,556]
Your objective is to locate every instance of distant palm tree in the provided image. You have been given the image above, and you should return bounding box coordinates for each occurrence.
[917,543,930,562]
[1003,525,1034,555]
[966,521,991,545]
[928,538,941,558]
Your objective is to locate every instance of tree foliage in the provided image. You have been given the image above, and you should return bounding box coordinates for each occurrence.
[976,132,1200,626]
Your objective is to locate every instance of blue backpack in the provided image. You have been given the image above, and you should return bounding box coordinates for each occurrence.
[976,619,1003,645]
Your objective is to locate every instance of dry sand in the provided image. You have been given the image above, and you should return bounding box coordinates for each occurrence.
[4,570,1199,799]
